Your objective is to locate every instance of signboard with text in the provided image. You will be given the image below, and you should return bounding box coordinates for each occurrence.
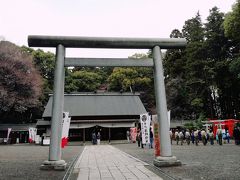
[140,113,151,144]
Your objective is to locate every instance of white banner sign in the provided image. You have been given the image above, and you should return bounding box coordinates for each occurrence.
[140,113,151,144]
[168,110,171,127]
[6,128,12,143]
[29,127,37,143]
[62,112,71,148]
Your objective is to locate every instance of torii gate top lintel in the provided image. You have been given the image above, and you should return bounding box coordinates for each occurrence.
[28,35,187,49]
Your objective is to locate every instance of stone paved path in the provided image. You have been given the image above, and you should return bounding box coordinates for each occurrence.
[74,145,162,180]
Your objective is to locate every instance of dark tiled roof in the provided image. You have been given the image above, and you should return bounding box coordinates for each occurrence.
[43,93,147,118]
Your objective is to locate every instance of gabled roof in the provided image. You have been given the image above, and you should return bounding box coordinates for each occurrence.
[43,93,147,118]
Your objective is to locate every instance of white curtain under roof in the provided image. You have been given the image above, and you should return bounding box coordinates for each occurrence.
[70,122,135,129]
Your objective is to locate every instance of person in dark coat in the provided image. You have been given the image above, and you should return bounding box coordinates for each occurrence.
[92,132,97,145]
[149,127,153,148]
[136,128,141,147]
[97,132,101,145]
[233,127,240,145]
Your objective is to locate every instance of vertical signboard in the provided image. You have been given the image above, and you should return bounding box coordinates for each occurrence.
[140,113,151,144]
[62,112,71,148]
[6,128,12,143]
[29,127,37,143]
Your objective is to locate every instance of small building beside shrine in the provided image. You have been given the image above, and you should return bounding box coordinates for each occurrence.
[37,93,147,142]
[0,123,36,144]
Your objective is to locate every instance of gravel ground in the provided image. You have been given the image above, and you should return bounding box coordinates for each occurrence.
[0,145,84,180]
[113,141,240,180]
[1,141,240,180]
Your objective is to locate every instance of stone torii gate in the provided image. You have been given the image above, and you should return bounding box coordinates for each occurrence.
[28,35,186,169]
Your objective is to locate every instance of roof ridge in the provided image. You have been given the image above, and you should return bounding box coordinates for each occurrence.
[49,93,140,96]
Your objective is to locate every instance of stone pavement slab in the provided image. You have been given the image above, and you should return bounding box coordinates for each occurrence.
[74,145,162,180]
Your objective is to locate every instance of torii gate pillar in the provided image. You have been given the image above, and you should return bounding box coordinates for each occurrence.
[153,46,181,166]
[41,44,66,170]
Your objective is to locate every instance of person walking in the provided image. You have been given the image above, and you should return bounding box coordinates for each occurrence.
[175,130,179,145]
[191,130,195,144]
[201,129,207,146]
[92,132,96,145]
[222,132,227,144]
[97,132,101,145]
[169,129,173,145]
[137,128,141,147]
[233,127,240,145]
[209,130,214,145]
[226,130,230,144]
[149,127,153,148]
[233,127,238,145]
[216,128,223,145]
[194,129,199,146]
[140,131,144,148]
[179,130,184,145]
[126,130,130,143]
[185,129,191,145]
[237,127,240,145]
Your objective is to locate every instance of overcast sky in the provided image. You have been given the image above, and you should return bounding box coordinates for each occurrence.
[0,0,236,58]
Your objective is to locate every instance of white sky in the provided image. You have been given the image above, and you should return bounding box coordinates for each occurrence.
[0,0,236,58]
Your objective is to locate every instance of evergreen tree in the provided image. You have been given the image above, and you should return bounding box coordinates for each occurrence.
[224,0,240,118]
[182,13,207,119]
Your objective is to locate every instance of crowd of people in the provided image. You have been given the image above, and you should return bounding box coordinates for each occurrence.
[170,126,240,146]
[91,125,240,148]
[129,126,240,148]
